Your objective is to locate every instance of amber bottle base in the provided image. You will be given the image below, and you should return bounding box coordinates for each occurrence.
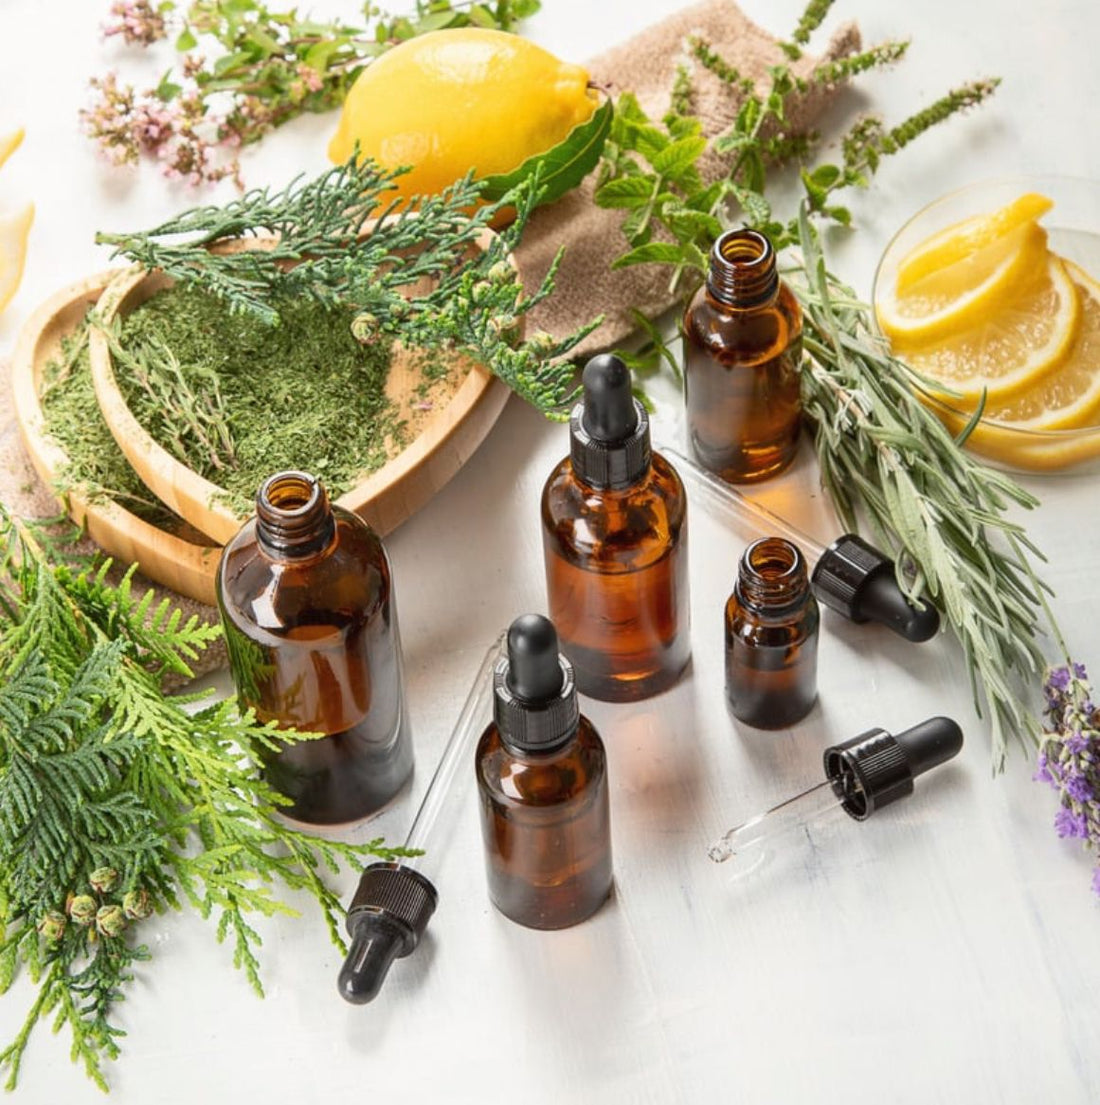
[488,869,614,930]
[566,641,691,702]
[690,432,800,485]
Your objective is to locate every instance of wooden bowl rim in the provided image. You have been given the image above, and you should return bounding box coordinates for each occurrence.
[88,223,512,545]
[10,271,222,605]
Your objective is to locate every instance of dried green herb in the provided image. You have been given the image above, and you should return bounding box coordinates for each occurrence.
[109,285,409,514]
[40,320,193,535]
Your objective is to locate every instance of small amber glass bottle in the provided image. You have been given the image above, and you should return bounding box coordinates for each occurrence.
[682,228,803,483]
[475,614,613,930]
[541,354,690,702]
[217,471,413,826]
[725,536,819,729]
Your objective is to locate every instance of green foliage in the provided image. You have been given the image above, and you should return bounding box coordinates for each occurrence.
[594,0,1056,761]
[96,156,599,418]
[0,509,404,1090]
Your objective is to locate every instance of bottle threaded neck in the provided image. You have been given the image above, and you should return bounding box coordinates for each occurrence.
[736,537,809,611]
[255,470,336,559]
[706,228,779,308]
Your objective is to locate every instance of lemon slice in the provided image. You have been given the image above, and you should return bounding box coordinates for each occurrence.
[895,191,1053,292]
[0,202,34,315]
[0,127,24,173]
[982,261,1100,430]
[877,223,1048,345]
[898,251,1081,403]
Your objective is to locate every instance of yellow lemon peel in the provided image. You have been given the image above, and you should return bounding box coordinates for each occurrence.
[0,201,35,316]
[328,29,598,204]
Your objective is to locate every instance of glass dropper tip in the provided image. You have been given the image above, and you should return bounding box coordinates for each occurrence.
[707,836,736,864]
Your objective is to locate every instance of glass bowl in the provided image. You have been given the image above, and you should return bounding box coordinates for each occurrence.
[872,176,1100,474]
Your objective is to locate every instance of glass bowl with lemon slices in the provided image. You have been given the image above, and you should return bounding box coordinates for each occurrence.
[872,176,1100,473]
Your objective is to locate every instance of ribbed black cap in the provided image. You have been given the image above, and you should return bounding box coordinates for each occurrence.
[337,863,438,1005]
[823,716,964,821]
[569,355,651,490]
[810,533,940,642]
[493,614,579,754]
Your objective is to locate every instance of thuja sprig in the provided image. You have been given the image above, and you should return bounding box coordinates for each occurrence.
[0,508,405,1090]
[97,155,598,416]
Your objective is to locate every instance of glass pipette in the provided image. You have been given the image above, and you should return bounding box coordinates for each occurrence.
[709,716,963,867]
[660,443,941,643]
[338,635,504,1005]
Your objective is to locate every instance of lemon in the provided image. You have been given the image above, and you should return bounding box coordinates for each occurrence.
[878,223,1048,345]
[328,29,598,204]
[0,127,25,172]
[0,201,34,316]
[895,250,1080,402]
[895,191,1053,292]
[981,262,1100,430]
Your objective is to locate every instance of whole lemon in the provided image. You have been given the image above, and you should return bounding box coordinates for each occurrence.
[328,29,599,203]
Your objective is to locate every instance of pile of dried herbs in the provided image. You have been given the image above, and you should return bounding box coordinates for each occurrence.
[109,285,412,514]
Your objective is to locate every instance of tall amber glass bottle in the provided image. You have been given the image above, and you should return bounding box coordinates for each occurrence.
[725,536,819,729]
[475,614,612,929]
[541,354,690,702]
[682,228,803,483]
[217,471,413,826]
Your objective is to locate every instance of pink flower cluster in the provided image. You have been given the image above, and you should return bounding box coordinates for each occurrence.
[102,0,169,47]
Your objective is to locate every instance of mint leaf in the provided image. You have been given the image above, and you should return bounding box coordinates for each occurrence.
[610,241,687,270]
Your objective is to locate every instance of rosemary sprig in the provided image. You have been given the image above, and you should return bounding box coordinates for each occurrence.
[97,155,598,417]
[794,209,1048,765]
[0,510,405,1090]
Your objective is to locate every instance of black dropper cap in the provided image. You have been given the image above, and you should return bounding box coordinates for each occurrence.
[811,533,941,643]
[337,863,437,1005]
[823,716,963,821]
[493,614,580,754]
[569,354,651,490]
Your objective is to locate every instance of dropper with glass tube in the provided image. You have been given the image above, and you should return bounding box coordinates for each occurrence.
[660,443,941,643]
[337,635,504,1005]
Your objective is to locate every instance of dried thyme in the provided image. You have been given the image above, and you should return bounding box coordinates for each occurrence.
[112,285,415,514]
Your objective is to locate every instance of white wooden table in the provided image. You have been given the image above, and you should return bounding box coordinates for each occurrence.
[2,1,1099,1101]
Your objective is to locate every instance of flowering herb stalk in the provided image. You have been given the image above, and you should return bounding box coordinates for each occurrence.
[84,0,542,186]
[1036,665,1100,896]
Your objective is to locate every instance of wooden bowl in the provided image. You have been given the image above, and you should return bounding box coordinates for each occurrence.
[11,273,223,605]
[88,231,512,545]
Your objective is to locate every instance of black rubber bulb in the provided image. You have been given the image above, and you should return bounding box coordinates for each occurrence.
[855,572,941,643]
[337,919,405,1005]
[506,614,564,702]
[581,354,638,442]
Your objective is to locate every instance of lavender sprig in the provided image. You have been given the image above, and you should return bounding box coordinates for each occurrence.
[1036,664,1100,896]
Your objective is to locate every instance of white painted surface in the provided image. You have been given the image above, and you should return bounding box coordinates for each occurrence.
[2,0,1099,1101]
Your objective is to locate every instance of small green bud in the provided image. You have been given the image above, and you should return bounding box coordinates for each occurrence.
[488,314,517,339]
[351,313,379,342]
[96,904,127,939]
[89,867,120,895]
[487,261,513,284]
[37,911,67,942]
[527,330,557,355]
[123,889,153,920]
[471,280,493,300]
[68,895,97,927]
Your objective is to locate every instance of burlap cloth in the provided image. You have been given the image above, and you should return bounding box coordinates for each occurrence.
[0,0,857,675]
[518,0,860,354]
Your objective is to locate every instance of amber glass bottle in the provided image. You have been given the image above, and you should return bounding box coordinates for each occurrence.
[682,228,803,483]
[725,536,819,729]
[475,614,613,930]
[542,354,690,702]
[217,471,413,826]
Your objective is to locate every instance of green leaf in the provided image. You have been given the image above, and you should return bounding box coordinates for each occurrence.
[610,241,687,270]
[478,98,613,208]
[650,136,707,183]
[154,72,182,102]
[594,176,655,210]
[175,27,198,51]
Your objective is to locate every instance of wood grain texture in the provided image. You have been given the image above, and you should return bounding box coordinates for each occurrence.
[10,274,222,605]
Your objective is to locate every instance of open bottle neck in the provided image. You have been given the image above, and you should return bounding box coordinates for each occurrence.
[255,470,337,560]
[705,228,779,309]
[736,537,810,612]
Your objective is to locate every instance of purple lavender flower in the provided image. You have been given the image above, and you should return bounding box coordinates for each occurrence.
[1055,807,1088,839]
[1065,771,1094,804]
[1038,662,1100,898]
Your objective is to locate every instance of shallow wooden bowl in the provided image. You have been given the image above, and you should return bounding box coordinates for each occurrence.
[11,273,222,605]
[88,230,512,545]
